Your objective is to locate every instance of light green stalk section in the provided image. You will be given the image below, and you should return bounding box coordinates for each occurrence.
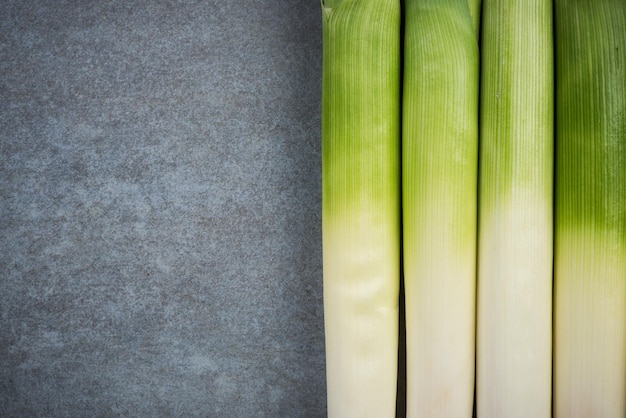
[321,1,401,417]
[554,1,626,416]
[402,1,478,416]
[467,0,482,35]
[476,1,553,417]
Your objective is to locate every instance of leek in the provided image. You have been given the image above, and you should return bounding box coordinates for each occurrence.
[476,1,554,417]
[321,0,401,417]
[402,0,478,416]
[554,1,626,416]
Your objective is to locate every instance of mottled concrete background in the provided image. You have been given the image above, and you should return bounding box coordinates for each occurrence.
[0,1,324,416]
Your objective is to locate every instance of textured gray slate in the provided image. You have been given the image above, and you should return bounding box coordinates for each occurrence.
[0,0,325,416]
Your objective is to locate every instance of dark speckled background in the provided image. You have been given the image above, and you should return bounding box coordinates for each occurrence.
[0,1,325,416]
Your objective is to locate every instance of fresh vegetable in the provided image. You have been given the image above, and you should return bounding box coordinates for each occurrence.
[554,1,626,417]
[321,0,401,416]
[402,0,479,416]
[476,1,554,417]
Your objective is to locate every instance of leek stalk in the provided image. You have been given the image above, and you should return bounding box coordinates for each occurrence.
[402,1,479,416]
[476,1,554,417]
[554,1,626,416]
[321,0,401,416]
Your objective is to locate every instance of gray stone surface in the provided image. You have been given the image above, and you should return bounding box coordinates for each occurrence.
[0,1,324,416]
